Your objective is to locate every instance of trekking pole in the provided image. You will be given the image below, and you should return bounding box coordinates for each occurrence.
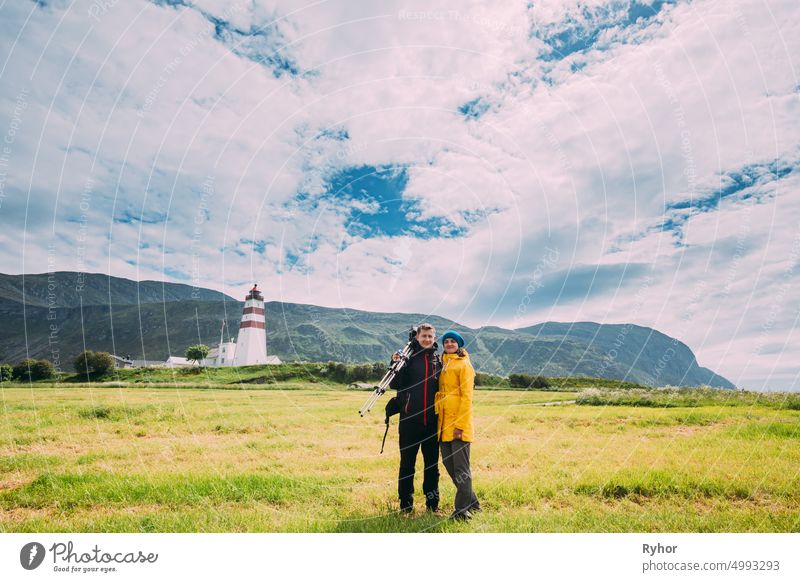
[358,341,414,416]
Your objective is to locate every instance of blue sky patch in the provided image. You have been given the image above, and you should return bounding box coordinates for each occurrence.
[666,160,792,213]
[533,0,674,62]
[294,164,468,241]
[113,209,168,225]
[239,238,269,255]
[162,266,190,281]
[615,159,793,249]
[150,0,302,78]
[459,97,491,120]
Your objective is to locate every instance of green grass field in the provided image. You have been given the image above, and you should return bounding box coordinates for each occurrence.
[1,380,799,532]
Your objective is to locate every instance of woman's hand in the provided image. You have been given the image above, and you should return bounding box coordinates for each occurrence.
[453,428,463,440]
[391,352,401,362]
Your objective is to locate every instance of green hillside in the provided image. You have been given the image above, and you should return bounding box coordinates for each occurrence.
[0,271,236,308]
[0,271,735,389]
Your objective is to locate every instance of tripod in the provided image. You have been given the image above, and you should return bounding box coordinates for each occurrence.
[358,330,417,416]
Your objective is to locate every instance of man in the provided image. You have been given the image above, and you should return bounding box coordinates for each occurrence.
[390,323,442,513]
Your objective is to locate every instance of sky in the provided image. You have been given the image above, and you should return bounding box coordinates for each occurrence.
[0,0,798,390]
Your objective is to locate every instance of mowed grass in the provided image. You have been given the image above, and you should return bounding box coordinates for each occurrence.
[1,383,798,532]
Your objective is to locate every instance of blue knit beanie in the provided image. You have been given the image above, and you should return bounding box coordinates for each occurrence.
[441,330,465,348]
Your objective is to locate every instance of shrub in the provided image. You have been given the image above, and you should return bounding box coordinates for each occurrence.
[531,375,551,389]
[90,352,115,375]
[349,364,373,382]
[74,351,94,379]
[508,373,551,390]
[13,358,55,381]
[0,364,13,382]
[73,351,116,379]
[474,372,505,387]
[321,361,386,384]
[508,373,530,388]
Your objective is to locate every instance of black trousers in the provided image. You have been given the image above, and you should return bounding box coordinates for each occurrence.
[398,422,439,509]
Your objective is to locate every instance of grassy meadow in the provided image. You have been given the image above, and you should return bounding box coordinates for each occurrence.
[1,377,799,533]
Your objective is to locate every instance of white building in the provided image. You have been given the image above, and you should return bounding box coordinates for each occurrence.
[202,340,237,367]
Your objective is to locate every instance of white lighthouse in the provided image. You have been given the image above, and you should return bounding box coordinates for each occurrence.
[232,284,270,366]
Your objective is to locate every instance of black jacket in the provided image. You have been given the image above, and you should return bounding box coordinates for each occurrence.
[390,339,442,430]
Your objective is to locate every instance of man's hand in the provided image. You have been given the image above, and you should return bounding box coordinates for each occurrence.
[453,428,463,440]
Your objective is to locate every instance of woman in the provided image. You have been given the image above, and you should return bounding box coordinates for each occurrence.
[435,330,481,520]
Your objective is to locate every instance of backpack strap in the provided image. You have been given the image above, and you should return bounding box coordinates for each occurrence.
[380,414,390,454]
[381,396,400,454]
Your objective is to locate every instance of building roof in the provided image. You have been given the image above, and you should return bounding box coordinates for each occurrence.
[130,360,167,368]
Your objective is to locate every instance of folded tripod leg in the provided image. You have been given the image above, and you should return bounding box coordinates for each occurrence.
[358,342,413,416]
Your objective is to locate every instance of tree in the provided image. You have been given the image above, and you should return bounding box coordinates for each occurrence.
[475,372,504,387]
[531,375,551,389]
[32,359,55,381]
[509,373,551,390]
[349,364,372,382]
[325,361,348,382]
[0,364,13,382]
[186,344,210,365]
[508,373,533,388]
[13,358,55,382]
[371,362,386,378]
[74,350,116,379]
[90,352,115,375]
[74,350,95,380]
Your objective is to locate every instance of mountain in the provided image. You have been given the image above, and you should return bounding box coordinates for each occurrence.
[0,271,236,308]
[0,271,735,388]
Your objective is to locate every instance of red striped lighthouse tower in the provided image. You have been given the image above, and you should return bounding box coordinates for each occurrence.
[233,284,268,366]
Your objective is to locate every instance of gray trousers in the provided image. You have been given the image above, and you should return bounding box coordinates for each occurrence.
[440,440,480,514]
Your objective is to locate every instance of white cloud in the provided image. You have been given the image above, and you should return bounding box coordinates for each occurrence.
[1,0,799,388]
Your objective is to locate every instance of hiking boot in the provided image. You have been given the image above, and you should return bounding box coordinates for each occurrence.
[399,497,413,514]
[450,509,473,521]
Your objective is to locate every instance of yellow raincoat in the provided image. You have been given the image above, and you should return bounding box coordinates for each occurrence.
[435,349,475,442]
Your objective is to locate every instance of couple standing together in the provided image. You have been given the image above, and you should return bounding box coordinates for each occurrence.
[389,323,480,520]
